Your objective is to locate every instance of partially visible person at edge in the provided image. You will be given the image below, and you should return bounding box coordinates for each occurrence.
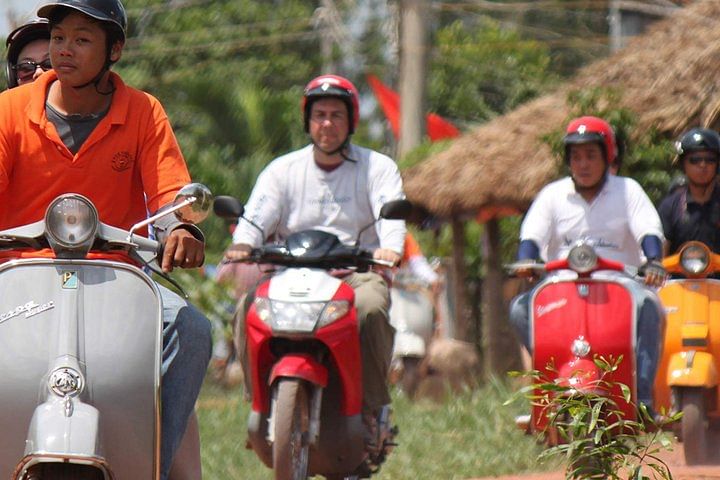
[224,74,406,439]
[0,1,211,478]
[399,232,440,289]
[508,115,667,414]
[658,127,720,255]
[5,17,51,89]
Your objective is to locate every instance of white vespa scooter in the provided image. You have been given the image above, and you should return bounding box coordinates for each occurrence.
[0,184,211,480]
[388,270,435,397]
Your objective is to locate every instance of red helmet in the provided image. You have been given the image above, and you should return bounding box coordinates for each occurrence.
[302,74,359,134]
[563,116,617,165]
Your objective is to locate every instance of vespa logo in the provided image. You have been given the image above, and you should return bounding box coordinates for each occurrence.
[0,300,55,324]
[62,271,78,289]
[536,298,568,318]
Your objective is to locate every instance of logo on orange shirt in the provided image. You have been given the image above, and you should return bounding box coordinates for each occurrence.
[111,151,133,172]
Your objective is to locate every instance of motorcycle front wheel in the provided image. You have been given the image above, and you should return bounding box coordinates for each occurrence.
[681,387,708,465]
[24,463,104,480]
[273,379,311,480]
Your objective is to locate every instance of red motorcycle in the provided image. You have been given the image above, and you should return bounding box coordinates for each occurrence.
[214,196,410,480]
[510,243,662,444]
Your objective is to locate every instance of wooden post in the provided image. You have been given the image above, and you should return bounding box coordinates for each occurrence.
[450,216,470,342]
[481,218,521,375]
[398,0,429,158]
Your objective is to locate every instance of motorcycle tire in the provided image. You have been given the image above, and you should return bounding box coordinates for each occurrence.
[273,379,311,480]
[681,387,708,465]
[24,463,104,480]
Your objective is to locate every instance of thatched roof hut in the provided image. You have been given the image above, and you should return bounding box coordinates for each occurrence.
[404,0,720,217]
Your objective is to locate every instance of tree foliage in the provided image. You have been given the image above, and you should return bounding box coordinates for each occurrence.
[428,18,557,126]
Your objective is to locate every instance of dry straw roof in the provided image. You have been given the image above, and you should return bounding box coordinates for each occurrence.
[404,0,720,217]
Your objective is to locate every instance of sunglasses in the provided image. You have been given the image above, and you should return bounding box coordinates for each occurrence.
[687,155,719,166]
[12,59,53,81]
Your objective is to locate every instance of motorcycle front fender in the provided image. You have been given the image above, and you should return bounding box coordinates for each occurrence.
[269,353,328,388]
[393,331,426,357]
[667,351,718,388]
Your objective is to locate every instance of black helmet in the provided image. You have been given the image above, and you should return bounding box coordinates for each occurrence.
[38,0,127,42]
[675,128,720,159]
[5,18,50,88]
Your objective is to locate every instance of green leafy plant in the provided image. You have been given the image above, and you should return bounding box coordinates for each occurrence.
[508,355,680,480]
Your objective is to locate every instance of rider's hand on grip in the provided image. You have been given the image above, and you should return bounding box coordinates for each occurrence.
[507,260,542,281]
[373,248,401,267]
[640,259,668,288]
[163,228,205,272]
[223,243,252,262]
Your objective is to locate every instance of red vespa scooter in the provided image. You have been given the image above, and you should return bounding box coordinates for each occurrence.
[214,196,410,480]
[512,242,662,444]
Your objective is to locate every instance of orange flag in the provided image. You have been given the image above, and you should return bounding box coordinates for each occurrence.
[366,74,460,141]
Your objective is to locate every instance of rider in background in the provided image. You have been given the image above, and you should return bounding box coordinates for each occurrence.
[0,1,211,478]
[657,128,720,254]
[509,115,666,414]
[5,18,50,88]
[225,74,406,441]
[399,232,440,288]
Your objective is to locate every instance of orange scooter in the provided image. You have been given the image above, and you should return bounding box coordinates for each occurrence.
[655,241,720,464]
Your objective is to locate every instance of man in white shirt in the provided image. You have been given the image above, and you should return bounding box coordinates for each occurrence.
[510,116,666,413]
[226,74,406,433]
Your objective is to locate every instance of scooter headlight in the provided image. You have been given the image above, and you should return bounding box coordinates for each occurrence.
[44,194,98,254]
[567,243,598,274]
[680,244,710,275]
[253,298,349,333]
[255,297,350,333]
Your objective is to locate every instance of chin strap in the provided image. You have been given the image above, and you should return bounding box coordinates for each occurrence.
[312,136,358,163]
[72,44,116,96]
[312,135,351,156]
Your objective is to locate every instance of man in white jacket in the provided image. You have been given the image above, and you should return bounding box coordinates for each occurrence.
[226,74,406,436]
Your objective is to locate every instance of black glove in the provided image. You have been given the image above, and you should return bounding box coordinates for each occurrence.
[640,259,667,287]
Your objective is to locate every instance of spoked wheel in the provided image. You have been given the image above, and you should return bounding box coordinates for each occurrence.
[273,379,311,480]
[24,463,104,480]
[681,387,708,465]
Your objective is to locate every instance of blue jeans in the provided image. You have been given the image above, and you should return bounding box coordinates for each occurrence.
[159,285,212,480]
[509,287,662,407]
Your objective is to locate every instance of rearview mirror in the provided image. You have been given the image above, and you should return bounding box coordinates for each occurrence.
[213,196,244,220]
[379,199,413,220]
[173,183,213,224]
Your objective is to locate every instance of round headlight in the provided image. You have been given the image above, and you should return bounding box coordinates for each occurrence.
[680,244,710,275]
[567,243,598,273]
[45,194,99,248]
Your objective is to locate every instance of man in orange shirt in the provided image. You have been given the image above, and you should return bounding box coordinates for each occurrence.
[0,1,211,478]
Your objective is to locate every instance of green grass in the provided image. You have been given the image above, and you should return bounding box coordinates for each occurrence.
[197,378,557,479]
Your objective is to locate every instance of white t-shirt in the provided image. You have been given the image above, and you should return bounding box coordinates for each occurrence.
[520,175,664,267]
[233,144,406,253]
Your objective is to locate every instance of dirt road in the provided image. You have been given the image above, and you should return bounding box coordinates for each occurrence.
[469,444,720,479]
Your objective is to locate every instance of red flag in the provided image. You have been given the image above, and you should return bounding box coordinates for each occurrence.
[366,74,460,142]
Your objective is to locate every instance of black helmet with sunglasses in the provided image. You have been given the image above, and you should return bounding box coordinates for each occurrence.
[675,128,720,166]
[5,18,50,89]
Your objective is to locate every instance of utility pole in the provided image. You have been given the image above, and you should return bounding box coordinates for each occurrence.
[315,0,349,73]
[397,0,429,159]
